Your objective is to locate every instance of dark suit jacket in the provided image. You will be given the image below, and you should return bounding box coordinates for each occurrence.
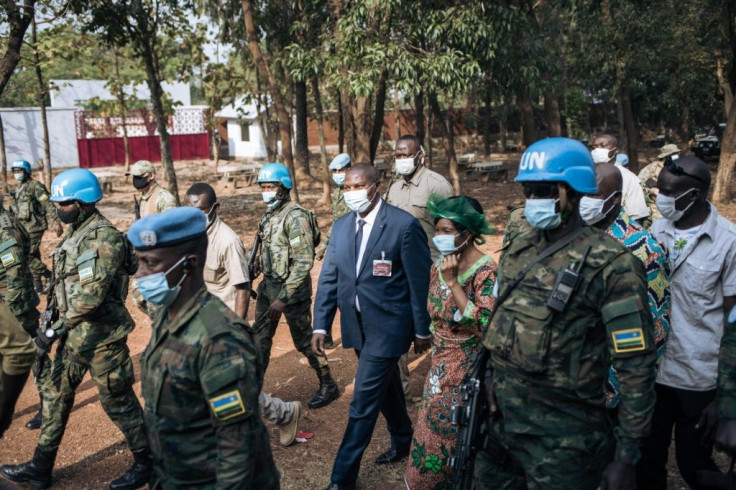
[313,200,431,358]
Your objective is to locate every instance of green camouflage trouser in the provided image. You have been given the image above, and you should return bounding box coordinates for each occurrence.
[0,302,35,376]
[473,417,612,490]
[252,277,329,378]
[28,231,49,281]
[38,338,148,452]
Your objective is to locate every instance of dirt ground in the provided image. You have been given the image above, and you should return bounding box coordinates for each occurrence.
[1,149,734,489]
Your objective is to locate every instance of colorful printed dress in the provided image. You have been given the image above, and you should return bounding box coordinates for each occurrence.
[405,255,497,490]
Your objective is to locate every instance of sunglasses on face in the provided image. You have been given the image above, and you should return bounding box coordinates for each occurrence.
[664,157,707,184]
[521,183,560,199]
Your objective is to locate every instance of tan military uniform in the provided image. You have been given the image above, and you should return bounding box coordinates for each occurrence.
[139,183,177,218]
[386,165,453,261]
[204,217,249,312]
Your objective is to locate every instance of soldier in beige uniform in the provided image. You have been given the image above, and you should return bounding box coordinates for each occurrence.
[185,183,302,446]
[638,144,681,225]
[128,160,177,319]
[386,134,452,397]
[128,160,178,219]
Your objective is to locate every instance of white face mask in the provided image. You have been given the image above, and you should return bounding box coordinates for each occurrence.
[656,188,696,222]
[344,183,376,213]
[395,157,417,175]
[13,173,24,181]
[579,192,619,225]
[262,191,277,203]
[591,147,613,164]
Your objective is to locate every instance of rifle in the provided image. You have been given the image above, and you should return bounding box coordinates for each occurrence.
[33,269,59,380]
[247,232,262,299]
[133,195,141,221]
[448,348,491,489]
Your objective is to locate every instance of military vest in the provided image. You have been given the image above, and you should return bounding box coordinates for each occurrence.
[12,180,48,232]
[258,202,319,281]
[53,213,136,315]
[141,185,166,218]
[0,211,38,316]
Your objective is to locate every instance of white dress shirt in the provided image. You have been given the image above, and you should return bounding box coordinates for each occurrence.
[354,199,383,312]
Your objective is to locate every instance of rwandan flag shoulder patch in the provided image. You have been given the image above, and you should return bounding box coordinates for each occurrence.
[612,328,646,353]
[0,251,16,267]
[209,390,246,421]
[79,267,94,285]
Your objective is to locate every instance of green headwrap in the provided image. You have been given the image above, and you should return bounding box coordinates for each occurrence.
[426,194,495,244]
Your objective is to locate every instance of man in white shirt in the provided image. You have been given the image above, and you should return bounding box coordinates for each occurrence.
[591,134,650,222]
[186,183,302,447]
[638,157,736,488]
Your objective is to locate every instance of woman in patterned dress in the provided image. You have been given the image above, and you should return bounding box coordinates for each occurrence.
[405,195,497,490]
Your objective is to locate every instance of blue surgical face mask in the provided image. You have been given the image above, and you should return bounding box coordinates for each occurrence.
[524,198,561,230]
[332,173,346,187]
[135,256,189,306]
[432,232,470,256]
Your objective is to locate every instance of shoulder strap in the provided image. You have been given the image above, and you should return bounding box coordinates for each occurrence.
[488,226,586,328]
[71,218,117,248]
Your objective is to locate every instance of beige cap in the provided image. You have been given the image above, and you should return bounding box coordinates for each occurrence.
[126,160,156,177]
[657,144,680,159]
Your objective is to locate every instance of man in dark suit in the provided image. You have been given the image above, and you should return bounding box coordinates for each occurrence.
[312,164,432,490]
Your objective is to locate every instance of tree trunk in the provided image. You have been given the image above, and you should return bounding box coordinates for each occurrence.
[369,72,388,164]
[113,47,131,173]
[341,90,355,159]
[414,90,424,146]
[31,16,52,189]
[620,84,639,174]
[0,115,7,192]
[351,96,371,164]
[483,81,492,155]
[714,82,736,203]
[680,103,690,143]
[0,2,34,97]
[294,80,311,180]
[394,85,401,142]
[544,90,562,137]
[312,76,331,205]
[517,89,537,147]
[430,95,459,194]
[716,50,734,121]
[499,99,508,153]
[426,98,433,168]
[337,90,344,153]
[242,0,299,202]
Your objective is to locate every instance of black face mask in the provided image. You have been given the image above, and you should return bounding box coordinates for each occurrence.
[132,176,149,190]
[57,207,80,224]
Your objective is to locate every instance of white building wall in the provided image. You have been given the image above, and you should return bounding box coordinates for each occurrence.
[0,108,79,169]
[226,119,269,159]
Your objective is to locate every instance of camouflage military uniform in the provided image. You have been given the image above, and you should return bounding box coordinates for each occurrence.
[316,186,350,260]
[131,182,177,318]
[252,199,328,377]
[141,287,279,489]
[638,161,664,225]
[0,210,38,378]
[11,178,59,284]
[474,225,657,489]
[38,210,148,455]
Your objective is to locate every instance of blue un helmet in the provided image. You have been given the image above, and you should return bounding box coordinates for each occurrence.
[50,168,103,204]
[257,163,292,189]
[329,153,351,171]
[515,137,597,194]
[11,159,32,174]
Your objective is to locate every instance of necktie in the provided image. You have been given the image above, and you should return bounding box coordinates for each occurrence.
[355,219,366,263]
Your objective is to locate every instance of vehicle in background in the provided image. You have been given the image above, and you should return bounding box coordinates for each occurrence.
[692,123,726,159]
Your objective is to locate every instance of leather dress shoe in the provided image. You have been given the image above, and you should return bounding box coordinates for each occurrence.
[374,446,410,465]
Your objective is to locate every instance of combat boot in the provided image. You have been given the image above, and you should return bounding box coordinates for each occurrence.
[308,372,339,409]
[26,393,43,430]
[0,370,30,437]
[109,449,153,490]
[0,445,57,489]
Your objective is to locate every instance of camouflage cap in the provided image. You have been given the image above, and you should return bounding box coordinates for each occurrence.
[128,207,206,250]
[126,160,156,177]
[657,144,680,160]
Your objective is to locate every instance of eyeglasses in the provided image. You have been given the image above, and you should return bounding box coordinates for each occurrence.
[521,183,560,199]
[664,157,707,184]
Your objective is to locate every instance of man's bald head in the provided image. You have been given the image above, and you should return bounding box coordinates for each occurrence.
[593,134,618,150]
[346,163,379,185]
[595,162,623,197]
[667,156,711,193]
